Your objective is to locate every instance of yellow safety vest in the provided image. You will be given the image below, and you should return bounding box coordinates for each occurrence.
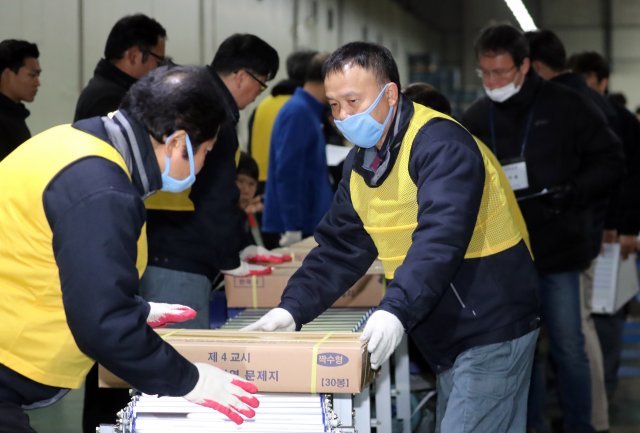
[250,94,291,182]
[350,103,530,279]
[0,125,147,389]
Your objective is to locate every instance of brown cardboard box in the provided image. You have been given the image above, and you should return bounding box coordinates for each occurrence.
[99,330,374,394]
[225,262,385,308]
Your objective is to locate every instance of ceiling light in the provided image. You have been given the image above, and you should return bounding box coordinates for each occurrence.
[505,0,537,31]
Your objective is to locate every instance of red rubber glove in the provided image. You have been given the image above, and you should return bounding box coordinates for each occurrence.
[183,363,260,424]
[146,302,197,328]
[240,245,292,264]
[221,261,272,277]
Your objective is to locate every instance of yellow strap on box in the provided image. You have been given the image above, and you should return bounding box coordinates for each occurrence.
[251,275,258,308]
[160,329,180,340]
[310,332,333,393]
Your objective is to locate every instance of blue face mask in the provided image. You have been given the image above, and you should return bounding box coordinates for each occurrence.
[160,133,196,193]
[334,83,394,149]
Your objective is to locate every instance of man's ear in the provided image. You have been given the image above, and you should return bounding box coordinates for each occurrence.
[386,82,400,107]
[162,130,187,156]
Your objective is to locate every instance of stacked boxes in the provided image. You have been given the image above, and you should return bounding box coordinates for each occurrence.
[225,237,386,308]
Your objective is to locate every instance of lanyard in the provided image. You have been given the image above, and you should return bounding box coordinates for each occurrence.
[489,102,536,160]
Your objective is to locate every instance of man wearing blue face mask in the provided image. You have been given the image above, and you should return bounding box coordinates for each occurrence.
[244,41,541,433]
[462,24,624,433]
[0,66,262,431]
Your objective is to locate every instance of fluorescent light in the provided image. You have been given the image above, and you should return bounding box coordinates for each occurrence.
[505,0,537,31]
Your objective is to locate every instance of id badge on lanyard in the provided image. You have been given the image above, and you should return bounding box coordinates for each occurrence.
[501,158,529,191]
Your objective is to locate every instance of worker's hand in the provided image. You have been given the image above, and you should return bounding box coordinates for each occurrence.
[240,245,292,264]
[241,307,296,332]
[619,235,637,260]
[221,261,272,277]
[279,231,302,247]
[146,302,197,328]
[360,310,404,369]
[183,363,259,425]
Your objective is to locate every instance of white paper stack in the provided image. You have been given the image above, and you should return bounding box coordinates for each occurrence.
[592,244,639,314]
[129,393,327,433]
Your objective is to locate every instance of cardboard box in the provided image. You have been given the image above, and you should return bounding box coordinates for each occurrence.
[225,263,385,308]
[99,330,374,394]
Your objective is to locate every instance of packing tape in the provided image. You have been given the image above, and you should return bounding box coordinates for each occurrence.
[159,329,180,340]
[310,332,333,394]
[252,275,258,308]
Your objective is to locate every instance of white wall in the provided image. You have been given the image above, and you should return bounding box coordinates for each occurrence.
[0,0,435,147]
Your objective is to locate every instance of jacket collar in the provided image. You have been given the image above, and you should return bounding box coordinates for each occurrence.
[0,93,29,119]
[94,58,137,91]
[72,112,162,197]
[209,67,240,125]
[352,95,414,186]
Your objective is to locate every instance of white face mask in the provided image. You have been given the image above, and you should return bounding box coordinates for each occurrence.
[483,81,522,103]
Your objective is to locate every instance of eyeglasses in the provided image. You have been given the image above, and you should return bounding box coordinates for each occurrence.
[244,70,268,92]
[475,65,517,80]
[146,51,166,64]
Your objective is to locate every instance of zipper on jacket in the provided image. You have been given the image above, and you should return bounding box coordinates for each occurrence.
[450,283,477,317]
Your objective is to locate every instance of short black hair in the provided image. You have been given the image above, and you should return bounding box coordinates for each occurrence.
[403,83,452,115]
[210,34,279,80]
[104,14,167,61]
[323,41,400,88]
[237,151,259,181]
[305,52,329,83]
[119,65,226,151]
[525,29,566,72]
[568,51,610,81]
[287,50,318,83]
[475,23,529,67]
[0,39,39,73]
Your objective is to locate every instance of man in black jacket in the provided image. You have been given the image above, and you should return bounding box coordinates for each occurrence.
[74,14,166,121]
[569,50,640,405]
[72,14,167,432]
[141,34,279,328]
[462,24,623,433]
[0,39,40,160]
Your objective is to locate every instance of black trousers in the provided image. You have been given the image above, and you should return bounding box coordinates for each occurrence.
[0,364,61,433]
[82,364,130,433]
[0,402,36,433]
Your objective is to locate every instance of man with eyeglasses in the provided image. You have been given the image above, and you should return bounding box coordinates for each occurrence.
[462,23,623,433]
[141,33,279,327]
[73,13,168,433]
[74,13,167,122]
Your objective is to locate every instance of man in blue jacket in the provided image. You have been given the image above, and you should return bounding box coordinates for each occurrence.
[245,42,540,433]
[262,52,333,246]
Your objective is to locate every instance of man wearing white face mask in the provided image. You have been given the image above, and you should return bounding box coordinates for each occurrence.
[463,24,624,433]
[244,42,541,433]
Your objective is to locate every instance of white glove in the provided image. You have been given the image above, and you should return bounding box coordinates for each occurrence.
[221,261,272,277]
[279,230,302,247]
[360,310,404,369]
[146,302,197,328]
[183,363,259,425]
[240,245,292,264]
[241,307,296,332]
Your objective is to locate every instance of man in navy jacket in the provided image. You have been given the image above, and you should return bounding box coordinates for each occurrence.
[246,42,540,433]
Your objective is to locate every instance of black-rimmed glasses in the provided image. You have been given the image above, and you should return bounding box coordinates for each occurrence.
[245,70,268,92]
